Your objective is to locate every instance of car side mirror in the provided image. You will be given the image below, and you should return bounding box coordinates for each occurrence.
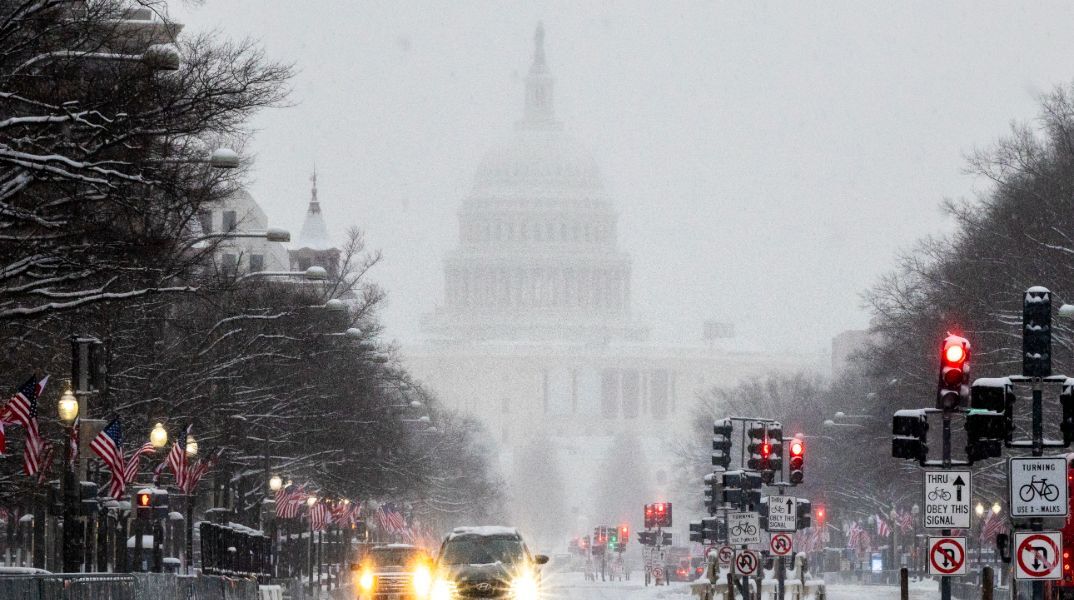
[996,534,1011,563]
[534,554,549,565]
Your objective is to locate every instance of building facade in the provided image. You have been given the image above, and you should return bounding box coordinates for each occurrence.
[404,25,819,534]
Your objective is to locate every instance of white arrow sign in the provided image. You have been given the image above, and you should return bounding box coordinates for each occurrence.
[767,497,797,532]
[923,470,971,529]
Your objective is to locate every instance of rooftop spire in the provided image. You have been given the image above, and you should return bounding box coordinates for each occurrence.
[520,21,557,128]
[309,167,319,212]
[533,21,546,71]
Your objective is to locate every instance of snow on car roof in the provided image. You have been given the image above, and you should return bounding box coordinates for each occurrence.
[448,525,521,539]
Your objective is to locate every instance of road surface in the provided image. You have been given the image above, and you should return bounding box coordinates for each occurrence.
[545,571,941,599]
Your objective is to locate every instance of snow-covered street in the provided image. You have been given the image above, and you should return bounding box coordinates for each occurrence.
[541,572,944,599]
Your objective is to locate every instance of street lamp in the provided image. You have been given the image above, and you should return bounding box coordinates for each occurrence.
[150,423,168,449]
[307,496,317,507]
[57,387,79,425]
[975,502,985,517]
[992,502,1002,515]
[185,433,198,457]
[269,475,283,492]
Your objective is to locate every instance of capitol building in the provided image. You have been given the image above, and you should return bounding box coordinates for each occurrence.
[404,25,818,531]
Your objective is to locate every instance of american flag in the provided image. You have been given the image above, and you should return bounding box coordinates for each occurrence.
[67,416,80,462]
[182,447,222,494]
[6,376,47,477]
[310,501,331,531]
[846,521,870,552]
[377,502,407,533]
[90,419,125,499]
[275,484,308,519]
[122,442,157,488]
[165,424,191,490]
[875,514,891,538]
[36,443,55,485]
[981,511,1007,543]
[895,510,914,535]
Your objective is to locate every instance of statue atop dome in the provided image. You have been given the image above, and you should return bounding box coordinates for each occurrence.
[521,22,557,129]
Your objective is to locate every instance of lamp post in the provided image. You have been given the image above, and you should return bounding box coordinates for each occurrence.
[150,423,168,450]
[268,475,282,578]
[184,433,197,574]
[57,387,80,572]
[307,496,317,589]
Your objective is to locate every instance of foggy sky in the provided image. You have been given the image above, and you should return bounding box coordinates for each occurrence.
[174,1,1074,355]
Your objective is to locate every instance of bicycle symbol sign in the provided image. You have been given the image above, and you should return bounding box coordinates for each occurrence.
[1010,457,1068,517]
[734,550,760,576]
[927,537,967,576]
[1015,531,1063,580]
[770,533,792,556]
[728,512,762,546]
[923,470,971,529]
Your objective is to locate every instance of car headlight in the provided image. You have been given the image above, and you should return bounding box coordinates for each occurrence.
[510,572,539,600]
[413,563,433,598]
[358,569,375,592]
[429,578,455,600]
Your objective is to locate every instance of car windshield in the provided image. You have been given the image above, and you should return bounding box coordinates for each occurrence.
[440,536,526,566]
[370,547,421,567]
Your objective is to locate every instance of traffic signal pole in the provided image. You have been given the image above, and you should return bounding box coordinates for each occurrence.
[941,408,952,600]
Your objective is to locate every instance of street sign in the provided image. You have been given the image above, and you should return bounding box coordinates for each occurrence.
[734,550,760,576]
[770,533,792,556]
[717,545,734,566]
[766,496,797,532]
[728,512,762,546]
[1009,457,1069,518]
[927,537,967,577]
[1014,531,1063,580]
[923,470,971,529]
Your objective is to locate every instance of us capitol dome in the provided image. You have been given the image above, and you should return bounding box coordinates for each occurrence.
[423,23,647,343]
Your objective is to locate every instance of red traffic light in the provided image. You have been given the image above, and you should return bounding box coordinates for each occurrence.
[945,344,966,364]
[760,441,772,457]
[816,506,826,524]
[790,439,804,457]
[655,503,665,513]
[941,335,970,385]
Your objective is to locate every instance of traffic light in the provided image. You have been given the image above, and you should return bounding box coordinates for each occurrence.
[766,424,784,471]
[644,504,655,529]
[788,436,805,484]
[1023,287,1052,378]
[689,520,703,543]
[937,334,970,410]
[1062,383,1074,445]
[619,524,629,544]
[135,490,153,520]
[651,502,672,527]
[966,378,1015,461]
[815,505,826,528]
[892,409,929,462]
[712,418,733,469]
[797,499,812,529]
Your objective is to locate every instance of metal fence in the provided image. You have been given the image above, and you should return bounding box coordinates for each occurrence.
[0,572,263,600]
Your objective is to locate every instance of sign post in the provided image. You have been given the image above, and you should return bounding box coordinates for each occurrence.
[923,470,971,529]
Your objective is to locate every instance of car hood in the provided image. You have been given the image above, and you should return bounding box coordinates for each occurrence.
[441,562,516,580]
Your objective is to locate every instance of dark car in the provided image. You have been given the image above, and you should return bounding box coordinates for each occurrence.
[430,526,548,599]
[354,543,433,600]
